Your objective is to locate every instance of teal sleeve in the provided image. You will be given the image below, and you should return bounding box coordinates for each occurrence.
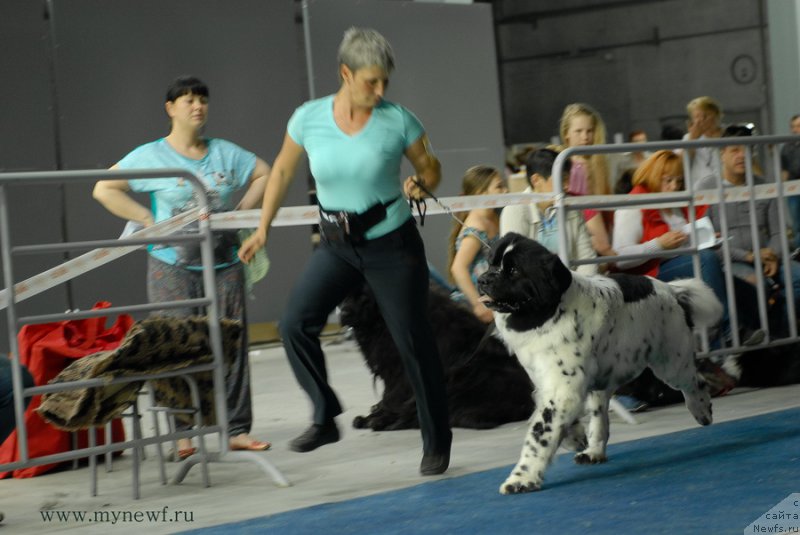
[218,139,257,188]
[402,106,425,149]
[287,105,305,147]
[119,145,178,193]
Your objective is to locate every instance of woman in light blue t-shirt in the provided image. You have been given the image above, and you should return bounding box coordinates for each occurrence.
[93,76,272,457]
[239,28,451,476]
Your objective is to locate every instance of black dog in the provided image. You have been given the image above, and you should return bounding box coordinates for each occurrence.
[339,283,534,431]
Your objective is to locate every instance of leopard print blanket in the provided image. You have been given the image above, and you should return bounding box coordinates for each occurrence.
[36,316,240,431]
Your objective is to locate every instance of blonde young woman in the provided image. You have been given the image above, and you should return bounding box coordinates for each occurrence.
[559,103,615,257]
[447,166,507,323]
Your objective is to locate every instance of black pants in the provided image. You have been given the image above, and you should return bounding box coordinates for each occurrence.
[279,220,451,454]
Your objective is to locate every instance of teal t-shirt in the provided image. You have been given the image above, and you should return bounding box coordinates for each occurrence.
[118,137,256,267]
[287,95,425,239]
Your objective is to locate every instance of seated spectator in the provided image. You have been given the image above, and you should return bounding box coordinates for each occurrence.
[448,166,508,323]
[0,357,33,443]
[681,96,724,189]
[500,147,598,275]
[625,129,651,170]
[615,168,635,195]
[1,356,33,522]
[559,103,616,257]
[696,125,800,332]
[612,150,732,343]
[779,114,800,252]
[661,124,685,141]
[611,149,762,397]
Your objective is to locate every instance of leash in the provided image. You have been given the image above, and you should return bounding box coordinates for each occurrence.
[409,177,492,250]
[408,176,499,363]
[461,321,499,366]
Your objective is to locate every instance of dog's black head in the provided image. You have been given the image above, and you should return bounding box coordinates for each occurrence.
[477,233,572,331]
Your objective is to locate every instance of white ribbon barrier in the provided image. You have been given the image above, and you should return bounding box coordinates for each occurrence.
[0,209,200,310]
[208,193,542,230]
[212,180,800,229]
[3,179,800,311]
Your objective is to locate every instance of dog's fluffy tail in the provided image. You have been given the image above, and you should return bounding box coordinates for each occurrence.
[667,278,724,330]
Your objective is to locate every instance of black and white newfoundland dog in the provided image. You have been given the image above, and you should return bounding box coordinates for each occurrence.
[339,283,534,431]
[477,233,724,495]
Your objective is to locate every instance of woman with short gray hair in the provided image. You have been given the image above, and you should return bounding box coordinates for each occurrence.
[337,27,395,75]
[240,27,451,476]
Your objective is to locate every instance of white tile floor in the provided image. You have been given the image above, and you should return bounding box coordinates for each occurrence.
[2,336,799,534]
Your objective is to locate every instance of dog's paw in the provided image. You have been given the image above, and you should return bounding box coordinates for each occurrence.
[499,475,541,495]
[573,452,608,465]
[352,415,368,429]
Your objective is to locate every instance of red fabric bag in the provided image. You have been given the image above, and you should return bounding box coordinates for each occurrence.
[0,301,134,478]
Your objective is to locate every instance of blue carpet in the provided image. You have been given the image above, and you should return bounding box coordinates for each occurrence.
[184,408,800,535]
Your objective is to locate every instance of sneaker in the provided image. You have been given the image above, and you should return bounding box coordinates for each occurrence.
[741,328,766,347]
[723,327,765,349]
[289,421,340,453]
[613,394,649,413]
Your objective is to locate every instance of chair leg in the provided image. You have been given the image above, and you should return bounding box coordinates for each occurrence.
[131,398,142,500]
[104,422,113,472]
[71,432,79,470]
[183,375,210,488]
[133,403,146,461]
[88,428,97,497]
[146,386,168,485]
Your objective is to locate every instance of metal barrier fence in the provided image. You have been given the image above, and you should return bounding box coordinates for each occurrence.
[1,134,798,493]
[0,168,287,495]
[551,134,800,355]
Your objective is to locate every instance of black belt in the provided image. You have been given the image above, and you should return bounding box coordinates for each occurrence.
[319,197,399,244]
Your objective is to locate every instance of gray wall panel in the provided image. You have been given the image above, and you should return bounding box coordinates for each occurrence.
[0,0,68,352]
[0,184,72,353]
[496,0,769,143]
[767,0,800,135]
[0,0,57,173]
[49,0,309,323]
